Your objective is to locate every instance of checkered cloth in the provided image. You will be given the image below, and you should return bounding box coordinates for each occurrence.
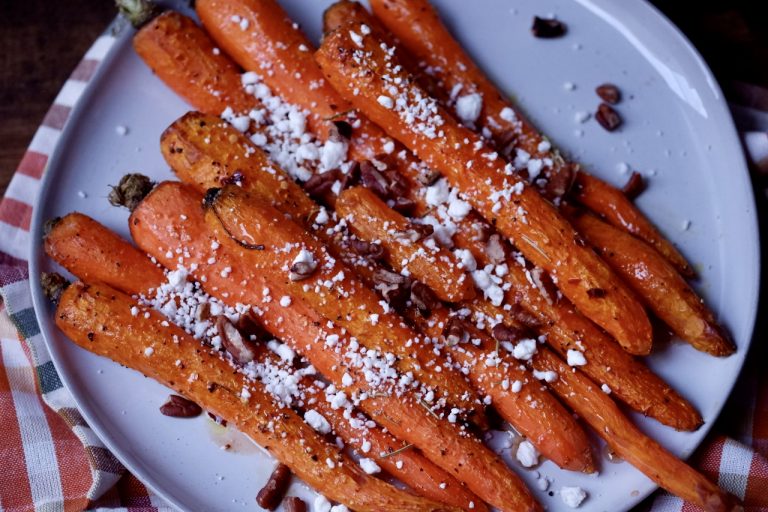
[0,27,766,512]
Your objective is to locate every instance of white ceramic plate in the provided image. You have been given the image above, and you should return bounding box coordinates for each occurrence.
[29,0,759,511]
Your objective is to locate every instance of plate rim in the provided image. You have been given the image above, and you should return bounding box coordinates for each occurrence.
[27,1,761,511]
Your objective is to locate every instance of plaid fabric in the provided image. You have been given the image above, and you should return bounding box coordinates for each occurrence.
[0,25,766,512]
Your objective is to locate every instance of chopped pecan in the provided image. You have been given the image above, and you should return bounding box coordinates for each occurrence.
[385,169,410,198]
[443,317,470,346]
[256,463,292,510]
[531,16,567,38]
[289,260,317,281]
[348,238,385,261]
[595,103,622,131]
[491,324,528,343]
[621,171,645,200]
[216,316,256,364]
[416,168,442,187]
[207,412,227,426]
[543,163,578,201]
[160,394,202,418]
[410,281,440,318]
[391,197,417,216]
[596,83,621,105]
[507,304,543,329]
[398,222,434,243]
[283,497,307,512]
[195,302,211,323]
[304,170,342,204]
[497,129,519,159]
[373,268,411,306]
[359,161,390,198]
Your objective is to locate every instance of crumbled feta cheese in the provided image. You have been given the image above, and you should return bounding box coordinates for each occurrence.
[533,369,558,383]
[500,107,517,122]
[359,458,381,474]
[304,410,331,434]
[455,93,483,124]
[560,486,587,508]
[567,349,587,366]
[279,296,292,307]
[377,95,394,109]
[516,440,539,467]
[601,384,612,394]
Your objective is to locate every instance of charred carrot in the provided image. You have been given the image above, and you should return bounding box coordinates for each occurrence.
[570,212,733,356]
[369,0,693,277]
[336,186,474,302]
[316,25,653,355]
[530,348,738,512]
[133,11,254,115]
[55,281,450,512]
[129,181,541,512]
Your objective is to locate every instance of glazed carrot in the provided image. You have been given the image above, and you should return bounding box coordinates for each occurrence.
[206,184,484,420]
[530,348,738,512]
[301,377,486,511]
[369,0,693,277]
[573,173,694,277]
[451,219,703,431]
[336,186,474,302]
[130,181,541,512]
[570,212,734,356]
[44,213,165,296]
[316,25,653,356]
[133,11,254,115]
[332,187,594,471]
[55,281,450,512]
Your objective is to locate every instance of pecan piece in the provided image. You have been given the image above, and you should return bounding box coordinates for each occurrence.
[491,324,528,343]
[304,170,342,204]
[256,463,292,510]
[621,171,646,200]
[390,197,417,216]
[283,497,307,512]
[398,222,434,243]
[373,268,411,306]
[531,16,567,38]
[410,281,440,318]
[359,160,390,198]
[160,394,202,418]
[595,103,622,131]
[508,304,543,329]
[220,170,244,186]
[348,239,385,261]
[216,316,255,364]
[443,317,470,346]
[331,120,353,139]
[596,83,621,104]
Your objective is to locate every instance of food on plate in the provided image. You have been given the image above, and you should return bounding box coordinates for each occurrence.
[40,0,741,510]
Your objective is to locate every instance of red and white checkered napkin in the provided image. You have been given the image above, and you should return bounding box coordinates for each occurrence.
[0,30,765,512]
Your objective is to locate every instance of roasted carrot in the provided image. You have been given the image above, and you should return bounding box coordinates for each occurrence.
[130,181,541,512]
[570,212,733,356]
[369,0,694,277]
[573,173,694,277]
[55,281,450,512]
[530,348,738,512]
[44,213,165,296]
[336,186,474,302]
[206,184,484,419]
[316,24,653,356]
[301,376,486,511]
[133,11,254,115]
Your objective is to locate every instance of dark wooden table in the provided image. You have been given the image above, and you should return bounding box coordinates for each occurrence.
[1,1,767,198]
